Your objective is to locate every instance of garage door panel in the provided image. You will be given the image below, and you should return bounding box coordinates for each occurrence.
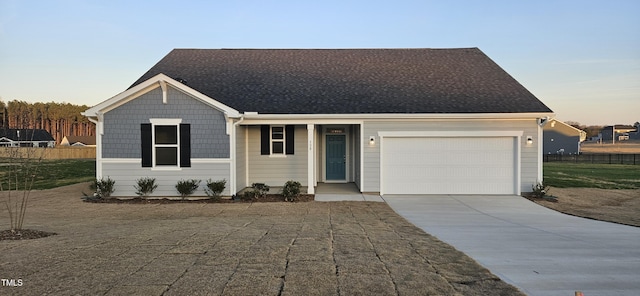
[382,137,516,195]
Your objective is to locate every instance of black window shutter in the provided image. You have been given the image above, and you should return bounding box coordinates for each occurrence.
[180,124,191,167]
[285,125,295,155]
[141,123,152,167]
[260,125,270,155]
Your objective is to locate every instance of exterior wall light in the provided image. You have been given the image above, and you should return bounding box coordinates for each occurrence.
[369,136,375,146]
[526,136,533,145]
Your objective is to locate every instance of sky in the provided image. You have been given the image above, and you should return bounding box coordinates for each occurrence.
[0,0,638,126]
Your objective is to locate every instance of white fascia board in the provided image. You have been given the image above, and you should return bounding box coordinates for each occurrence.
[82,73,241,118]
[240,112,555,122]
[378,131,524,138]
[240,118,365,125]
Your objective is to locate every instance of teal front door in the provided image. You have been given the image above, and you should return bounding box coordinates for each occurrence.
[326,135,346,180]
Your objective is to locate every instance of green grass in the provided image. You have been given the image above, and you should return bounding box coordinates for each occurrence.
[544,163,640,189]
[0,159,95,190]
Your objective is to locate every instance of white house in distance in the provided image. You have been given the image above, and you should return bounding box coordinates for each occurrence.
[83,48,554,197]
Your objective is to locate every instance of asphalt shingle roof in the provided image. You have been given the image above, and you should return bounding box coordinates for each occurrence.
[0,129,55,141]
[130,48,553,114]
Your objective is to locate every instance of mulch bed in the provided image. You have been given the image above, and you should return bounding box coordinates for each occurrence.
[83,194,315,204]
[0,229,57,241]
[522,193,558,203]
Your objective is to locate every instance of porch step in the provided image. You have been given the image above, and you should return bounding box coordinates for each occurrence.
[314,194,384,202]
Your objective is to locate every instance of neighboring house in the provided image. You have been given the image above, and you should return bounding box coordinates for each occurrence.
[0,129,55,148]
[629,122,640,140]
[60,135,97,147]
[600,125,638,143]
[543,119,587,154]
[82,48,554,197]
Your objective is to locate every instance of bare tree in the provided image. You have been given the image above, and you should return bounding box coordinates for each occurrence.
[0,128,47,236]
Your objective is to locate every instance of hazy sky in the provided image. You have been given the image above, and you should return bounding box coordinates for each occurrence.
[1,0,638,125]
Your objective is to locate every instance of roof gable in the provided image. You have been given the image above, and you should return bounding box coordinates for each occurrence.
[130,48,553,114]
[83,73,240,118]
[545,120,587,140]
[62,135,96,146]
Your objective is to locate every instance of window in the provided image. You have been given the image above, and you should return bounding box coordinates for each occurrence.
[261,125,295,156]
[271,126,285,155]
[141,119,191,168]
[155,125,178,165]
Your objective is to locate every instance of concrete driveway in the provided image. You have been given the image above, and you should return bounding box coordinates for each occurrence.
[383,195,640,296]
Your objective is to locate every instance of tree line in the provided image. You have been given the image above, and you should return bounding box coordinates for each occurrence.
[0,100,95,143]
[565,121,603,138]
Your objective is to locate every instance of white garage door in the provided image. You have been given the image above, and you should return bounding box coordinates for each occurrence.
[382,137,517,195]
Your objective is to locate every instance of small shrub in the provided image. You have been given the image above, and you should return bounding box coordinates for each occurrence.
[282,180,301,202]
[90,177,115,198]
[204,179,226,200]
[240,183,269,201]
[242,190,256,201]
[134,177,158,198]
[532,181,551,198]
[175,179,201,199]
[251,183,270,199]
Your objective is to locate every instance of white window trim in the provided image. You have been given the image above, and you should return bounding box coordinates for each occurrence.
[150,118,182,170]
[270,125,286,157]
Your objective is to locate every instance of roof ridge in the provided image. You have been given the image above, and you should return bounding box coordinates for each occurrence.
[170,47,481,51]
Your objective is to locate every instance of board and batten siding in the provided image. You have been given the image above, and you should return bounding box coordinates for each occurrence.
[102,161,231,197]
[247,125,308,186]
[362,119,539,194]
[102,86,230,159]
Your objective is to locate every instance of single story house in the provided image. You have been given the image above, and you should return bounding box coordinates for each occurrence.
[0,129,55,148]
[543,119,587,154]
[60,135,97,147]
[82,48,554,197]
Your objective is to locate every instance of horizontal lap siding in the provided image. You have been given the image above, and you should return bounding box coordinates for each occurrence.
[235,126,247,191]
[247,126,308,186]
[102,161,231,197]
[363,119,539,193]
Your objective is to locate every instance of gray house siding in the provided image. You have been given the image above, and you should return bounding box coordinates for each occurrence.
[102,86,230,159]
[247,125,308,186]
[362,119,539,194]
[235,126,248,191]
[102,161,231,197]
[352,125,361,189]
[544,131,580,154]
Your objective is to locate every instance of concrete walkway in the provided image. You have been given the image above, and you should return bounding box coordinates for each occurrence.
[314,182,384,202]
[383,195,640,296]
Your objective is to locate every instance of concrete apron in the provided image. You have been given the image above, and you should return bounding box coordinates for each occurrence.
[383,194,640,296]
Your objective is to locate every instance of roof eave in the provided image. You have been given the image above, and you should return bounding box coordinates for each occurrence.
[240,112,555,121]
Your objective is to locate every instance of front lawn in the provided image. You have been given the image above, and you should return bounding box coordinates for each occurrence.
[543,162,640,189]
[0,159,95,190]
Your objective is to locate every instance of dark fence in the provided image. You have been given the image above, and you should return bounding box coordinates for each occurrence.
[544,153,640,165]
